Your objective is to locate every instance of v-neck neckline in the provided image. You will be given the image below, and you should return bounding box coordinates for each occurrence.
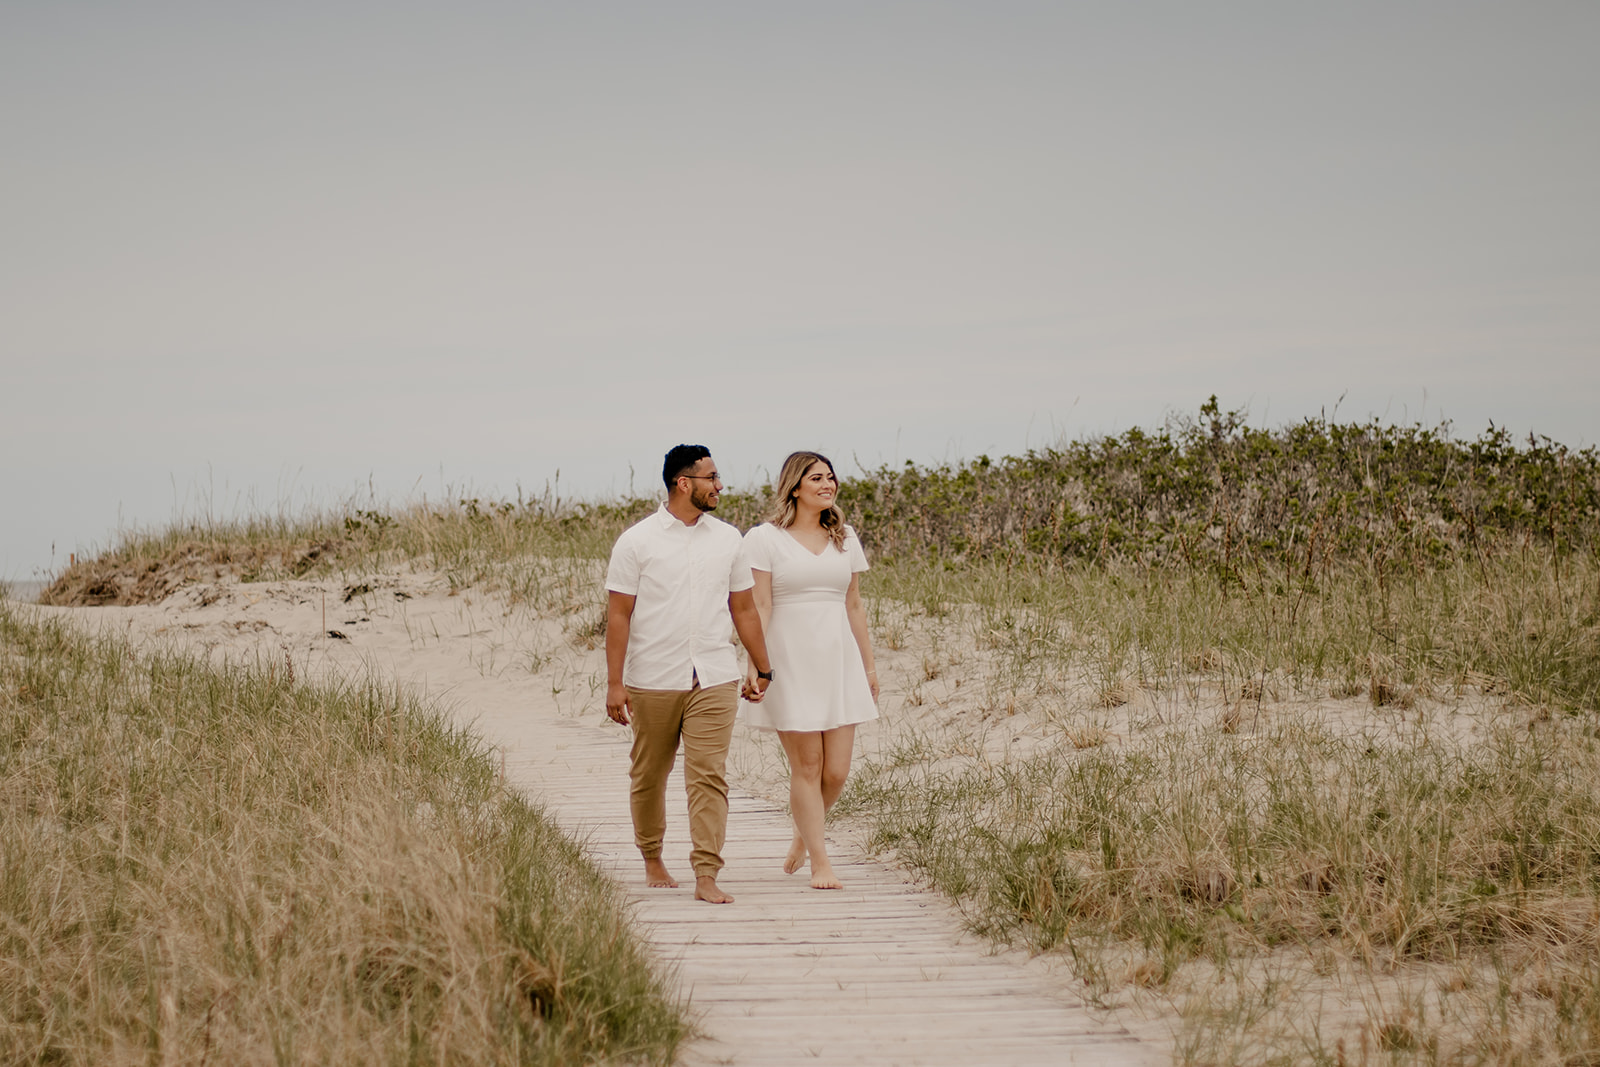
[779,525,831,558]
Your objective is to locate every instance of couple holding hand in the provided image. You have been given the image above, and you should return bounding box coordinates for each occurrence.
[603,445,879,904]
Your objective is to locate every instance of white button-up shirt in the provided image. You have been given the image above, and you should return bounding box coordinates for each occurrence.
[604,504,754,690]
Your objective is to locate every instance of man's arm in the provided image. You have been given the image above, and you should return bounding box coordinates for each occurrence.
[729,586,773,700]
[605,591,636,724]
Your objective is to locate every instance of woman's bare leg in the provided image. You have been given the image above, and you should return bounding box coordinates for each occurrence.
[819,724,856,810]
[778,732,809,874]
[783,724,858,876]
[778,731,840,888]
[807,725,857,884]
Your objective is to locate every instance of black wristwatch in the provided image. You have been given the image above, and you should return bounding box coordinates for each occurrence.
[756,668,774,681]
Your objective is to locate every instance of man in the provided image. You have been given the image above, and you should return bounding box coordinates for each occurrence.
[604,444,774,904]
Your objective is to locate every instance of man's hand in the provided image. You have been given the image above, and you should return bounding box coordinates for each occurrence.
[741,666,769,703]
[606,681,632,725]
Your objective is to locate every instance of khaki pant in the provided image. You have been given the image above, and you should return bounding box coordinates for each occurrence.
[626,681,739,878]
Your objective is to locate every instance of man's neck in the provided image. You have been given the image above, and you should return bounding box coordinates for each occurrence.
[665,496,704,526]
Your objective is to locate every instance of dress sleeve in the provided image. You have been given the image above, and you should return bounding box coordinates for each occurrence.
[743,524,774,572]
[843,526,869,573]
[604,529,640,594]
[728,529,755,593]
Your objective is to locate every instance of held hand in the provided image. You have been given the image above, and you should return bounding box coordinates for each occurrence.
[605,682,631,725]
[741,666,768,703]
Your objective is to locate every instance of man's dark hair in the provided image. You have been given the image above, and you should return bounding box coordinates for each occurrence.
[663,444,712,489]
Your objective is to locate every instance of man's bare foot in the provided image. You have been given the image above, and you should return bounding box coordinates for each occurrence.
[809,863,843,890]
[695,875,734,904]
[783,834,807,875]
[644,858,678,889]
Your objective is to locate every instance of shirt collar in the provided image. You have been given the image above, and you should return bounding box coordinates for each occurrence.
[655,502,711,530]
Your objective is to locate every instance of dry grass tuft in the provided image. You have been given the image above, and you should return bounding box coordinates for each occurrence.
[1369,674,1416,709]
[1063,722,1111,749]
[1177,856,1237,907]
[1094,679,1130,708]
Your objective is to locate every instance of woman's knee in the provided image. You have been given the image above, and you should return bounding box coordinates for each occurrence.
[785,745,825,782]
[820,764,850,796]
[781,734,826,778]
[789,755,824,784]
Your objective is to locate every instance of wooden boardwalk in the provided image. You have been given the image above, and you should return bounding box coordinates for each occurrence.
[477,705,1159,1066]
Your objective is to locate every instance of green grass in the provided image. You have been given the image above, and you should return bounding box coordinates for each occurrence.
[0,603,689,1065]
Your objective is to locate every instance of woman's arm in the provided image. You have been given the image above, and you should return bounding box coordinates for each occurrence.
[844,573,878,701]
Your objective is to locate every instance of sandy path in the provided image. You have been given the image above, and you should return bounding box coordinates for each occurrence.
[22,576,1163,1066]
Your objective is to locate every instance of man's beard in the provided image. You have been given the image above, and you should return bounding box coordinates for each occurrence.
[690,486,718,512]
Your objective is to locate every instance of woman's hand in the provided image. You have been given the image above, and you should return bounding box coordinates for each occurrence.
[741,663,767,702]
[866,670,879,702]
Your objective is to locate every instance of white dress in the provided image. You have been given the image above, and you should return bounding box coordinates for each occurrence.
[739,522,878,733]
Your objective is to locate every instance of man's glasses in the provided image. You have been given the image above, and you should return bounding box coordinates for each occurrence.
[682,474,723,485]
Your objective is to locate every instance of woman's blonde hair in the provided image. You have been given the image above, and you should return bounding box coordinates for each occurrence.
[765,451,847,549]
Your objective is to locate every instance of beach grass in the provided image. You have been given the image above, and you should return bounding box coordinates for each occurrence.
[0,602,689,1066]
[27,403,1600,1061]
[841,669,1600,1060]
[868,545,1600,714]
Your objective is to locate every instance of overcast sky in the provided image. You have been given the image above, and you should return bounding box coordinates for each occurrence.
[4,2,1597,579]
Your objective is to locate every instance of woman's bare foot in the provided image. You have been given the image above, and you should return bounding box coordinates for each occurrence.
[809,863,843,890]
[644,858,678,888]
[695,875,734,904]
[783,834,807,875]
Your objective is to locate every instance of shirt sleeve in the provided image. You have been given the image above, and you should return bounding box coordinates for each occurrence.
[605,529,641,595]
[742,524,773,572]
[844,526,869,573]
[728,529,756,593]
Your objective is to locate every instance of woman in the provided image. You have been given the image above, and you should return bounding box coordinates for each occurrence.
[740,451,879,890]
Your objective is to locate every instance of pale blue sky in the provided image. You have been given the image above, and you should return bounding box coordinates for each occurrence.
[4,2,1597,578]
